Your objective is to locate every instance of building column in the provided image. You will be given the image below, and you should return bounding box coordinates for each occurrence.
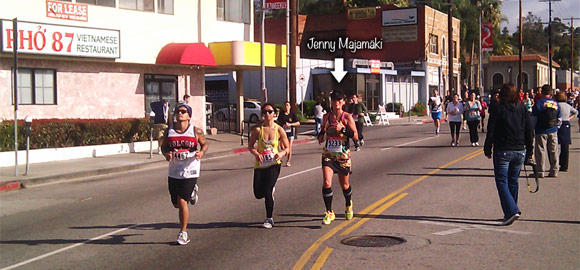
[236,70,244,134]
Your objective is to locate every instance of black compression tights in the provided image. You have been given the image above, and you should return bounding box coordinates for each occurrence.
[253,164,281,218]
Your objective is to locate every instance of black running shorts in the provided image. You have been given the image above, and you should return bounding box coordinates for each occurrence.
[168,177,198,205]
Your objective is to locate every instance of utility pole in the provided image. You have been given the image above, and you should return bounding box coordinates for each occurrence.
[519,0,523,91]
[289,0,297,111]
[563,17,579,90]
[260,0,267,102]
[540,0,561,88]
[448,0,454,94]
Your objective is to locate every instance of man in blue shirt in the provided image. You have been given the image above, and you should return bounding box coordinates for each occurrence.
[531,85,561,178]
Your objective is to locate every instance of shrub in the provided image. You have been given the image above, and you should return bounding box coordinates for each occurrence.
[0,118,151,152]
[300,100,317,118]
[385,102,403,113]
[411,100,427,116]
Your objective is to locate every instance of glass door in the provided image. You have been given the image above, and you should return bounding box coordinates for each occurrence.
[144,74,177,115]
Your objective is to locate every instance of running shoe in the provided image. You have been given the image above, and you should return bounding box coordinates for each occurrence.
[190,184,198,205]
[322,211,336,225]
[345,201,354,220]
[475,142,479,146]
[263,218,274,229]
[502,213,520,226]
[360,139,365,146]
[451,141,455,147]
[354,146,361,151]
[177,231,190,245]
[286,161,292,167]
[471,142,476,147]
[455,141,460,147]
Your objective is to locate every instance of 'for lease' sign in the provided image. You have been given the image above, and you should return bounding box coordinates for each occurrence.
[1,20,120,59]
[46,0,88,22]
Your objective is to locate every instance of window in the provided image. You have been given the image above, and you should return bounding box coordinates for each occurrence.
[120,0,154,11]
[429,34,438,54]
[158,0,173,14]
[217,0,251,24]
[15,68,56,105]
[76,0,115,7]
[452,41,457,58]
[442,36,446,56]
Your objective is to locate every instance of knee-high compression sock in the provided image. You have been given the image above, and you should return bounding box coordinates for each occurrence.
[342,186,352,206]
[322,187,333,212]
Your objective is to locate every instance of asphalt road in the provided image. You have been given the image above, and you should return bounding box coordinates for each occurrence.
[1,122,579,270]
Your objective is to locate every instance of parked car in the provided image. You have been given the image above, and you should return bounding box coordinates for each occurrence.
[215,101,261,123]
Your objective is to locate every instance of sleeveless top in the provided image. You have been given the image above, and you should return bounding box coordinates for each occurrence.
[166,125,200,179]
[430,96,443,113]
[254,124,283,169]
[465,101,481,121]
[322,112,351,164]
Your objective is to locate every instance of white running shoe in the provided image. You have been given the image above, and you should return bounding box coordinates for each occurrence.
[471,142,476,147]
[475,142,480,146]
[360,139,365,146]
[190,184,198,205]
[263,218,274,229]
[177,231,190,245]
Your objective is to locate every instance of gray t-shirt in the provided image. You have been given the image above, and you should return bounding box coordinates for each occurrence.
[314,105,325,119]
[558,102,578,122]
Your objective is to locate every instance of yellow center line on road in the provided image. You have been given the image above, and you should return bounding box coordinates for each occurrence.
[311,247,334,270]
[292,149,482,270]
[465,149,484,161]
[340,193,408,236]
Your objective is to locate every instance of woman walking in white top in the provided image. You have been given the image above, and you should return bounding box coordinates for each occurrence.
[446,94,464,146]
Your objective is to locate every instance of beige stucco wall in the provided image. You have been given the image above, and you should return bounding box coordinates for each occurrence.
[0,58,205,127]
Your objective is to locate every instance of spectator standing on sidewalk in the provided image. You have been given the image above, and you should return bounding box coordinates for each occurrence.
[479,95,488,132]
[555,92,577,172]
[277,101,300,167]
[484,83,533,226]
[532,85,561,178]
[465,92,482,146]
[446,94,463,146]
[151,99,170,154]
[428,89,444,135]
[314,101,326,136]
[318,91,358,225]
[161,103,209,245]
[248,103,290,229]
[462,91,470,130]
[345,94,368,150]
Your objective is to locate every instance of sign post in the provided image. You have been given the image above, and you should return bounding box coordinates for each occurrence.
[13,18,18,176]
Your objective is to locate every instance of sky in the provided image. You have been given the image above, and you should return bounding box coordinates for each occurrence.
[500,0,580,33]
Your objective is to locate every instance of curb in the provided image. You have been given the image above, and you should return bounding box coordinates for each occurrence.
[0,138,317,192]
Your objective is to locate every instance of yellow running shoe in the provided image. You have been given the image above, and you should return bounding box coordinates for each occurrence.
[345,200,354,220]
[322,211,336,225]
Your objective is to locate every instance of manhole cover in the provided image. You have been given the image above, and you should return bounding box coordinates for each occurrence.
[341,235,406,247]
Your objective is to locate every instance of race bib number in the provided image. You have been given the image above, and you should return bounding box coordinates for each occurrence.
[173,151,191,161]
[284,126,292,133]
[259,150,276,168]
[326,137,343,153]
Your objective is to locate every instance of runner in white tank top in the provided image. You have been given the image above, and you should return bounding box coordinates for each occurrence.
[161,103,208,245]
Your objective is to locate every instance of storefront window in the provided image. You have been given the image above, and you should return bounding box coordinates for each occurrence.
[77,0,115,7]
[120,0,154,11]
[144,74,177,115]
[217,0,251,24]
[15,68,56,105]
[158,0,173,14]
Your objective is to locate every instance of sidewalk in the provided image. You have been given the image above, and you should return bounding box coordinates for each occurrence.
[0,116,430,192]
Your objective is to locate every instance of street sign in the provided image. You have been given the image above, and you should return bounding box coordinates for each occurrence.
[370,59,381,74]
[265,0,287,9]
[299,74,306,87]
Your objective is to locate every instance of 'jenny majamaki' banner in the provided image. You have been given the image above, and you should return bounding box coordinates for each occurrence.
[1,20,120,58]
[265,0,287,9]
[481,22,493,52]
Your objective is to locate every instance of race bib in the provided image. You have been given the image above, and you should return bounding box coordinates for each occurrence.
[284,126,292,133]
[185,158,201,178]
[259,150,276,168]
[326,137,343,153]
[173,150,191,161]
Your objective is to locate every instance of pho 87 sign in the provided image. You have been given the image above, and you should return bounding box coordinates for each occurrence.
[1,20,120,58]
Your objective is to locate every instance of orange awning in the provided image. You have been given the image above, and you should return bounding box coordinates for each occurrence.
[156,43,216,66]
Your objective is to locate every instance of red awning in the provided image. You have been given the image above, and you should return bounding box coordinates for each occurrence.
[156,43,216,66]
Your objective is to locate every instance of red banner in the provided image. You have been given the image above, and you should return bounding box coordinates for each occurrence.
[265,0,287,10]
[481,22,493,52]
[370,59,381,74]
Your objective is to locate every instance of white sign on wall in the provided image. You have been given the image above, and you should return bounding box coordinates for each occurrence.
[382,8,417,27]
[1,20,120,58]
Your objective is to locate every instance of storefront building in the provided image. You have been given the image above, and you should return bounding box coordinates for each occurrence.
[0,0,279,132]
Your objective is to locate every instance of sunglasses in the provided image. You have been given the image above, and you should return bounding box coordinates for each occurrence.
[263,110,275,114]
[177,110,188,114]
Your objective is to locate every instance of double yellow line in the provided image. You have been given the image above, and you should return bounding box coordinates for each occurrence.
[293,149,484,270]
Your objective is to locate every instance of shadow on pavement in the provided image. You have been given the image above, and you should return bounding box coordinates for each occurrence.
[423,167,494,171]
[386,173,494,178]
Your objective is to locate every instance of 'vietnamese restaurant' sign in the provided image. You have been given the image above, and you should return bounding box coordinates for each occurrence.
[1,20,120,59]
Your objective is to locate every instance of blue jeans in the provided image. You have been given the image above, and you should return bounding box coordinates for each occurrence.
[493,150,525,219]
[315,117,322,136]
